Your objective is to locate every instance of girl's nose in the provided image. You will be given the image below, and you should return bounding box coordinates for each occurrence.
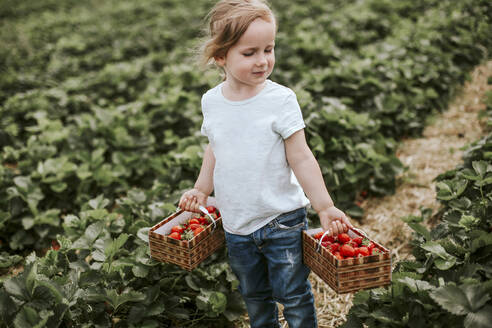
[256,53,268,66]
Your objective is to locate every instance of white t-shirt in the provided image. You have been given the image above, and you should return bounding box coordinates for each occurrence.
[200,79,310,235]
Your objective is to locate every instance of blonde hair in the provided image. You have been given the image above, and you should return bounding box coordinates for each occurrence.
[200,0,276,68]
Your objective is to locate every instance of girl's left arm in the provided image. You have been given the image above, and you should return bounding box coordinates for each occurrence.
[285,129,353,235]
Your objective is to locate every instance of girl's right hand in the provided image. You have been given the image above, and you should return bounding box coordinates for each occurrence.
[178,188,208,213]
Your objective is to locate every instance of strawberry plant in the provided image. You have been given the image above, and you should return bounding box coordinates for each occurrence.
[0,194,244,327]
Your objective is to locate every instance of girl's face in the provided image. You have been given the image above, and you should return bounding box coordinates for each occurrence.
[216,17,276,91]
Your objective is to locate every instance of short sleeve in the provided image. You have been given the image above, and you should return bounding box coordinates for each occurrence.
[273,92,306,139]
[200,95,208,137]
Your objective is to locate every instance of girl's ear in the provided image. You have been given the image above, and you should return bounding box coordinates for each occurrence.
[214,55,225,67]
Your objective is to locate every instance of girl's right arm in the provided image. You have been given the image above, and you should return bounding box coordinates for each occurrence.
[178,144,215,212]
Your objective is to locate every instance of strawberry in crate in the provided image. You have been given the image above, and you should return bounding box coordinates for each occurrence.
[313,231,385,260]
[168,206,221,241]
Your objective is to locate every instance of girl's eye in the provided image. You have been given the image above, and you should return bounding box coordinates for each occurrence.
[243,52,254,57]
[265,48,273,53]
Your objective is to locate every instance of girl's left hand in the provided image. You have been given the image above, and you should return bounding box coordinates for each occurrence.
[318,206,353,236]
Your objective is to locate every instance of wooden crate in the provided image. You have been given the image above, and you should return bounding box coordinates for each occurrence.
[148,198,225,271]
[303,228,391,294]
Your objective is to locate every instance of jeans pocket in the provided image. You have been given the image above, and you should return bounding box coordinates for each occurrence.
[274,208,306,231]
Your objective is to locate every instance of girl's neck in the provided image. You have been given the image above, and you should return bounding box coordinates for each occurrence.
[221,80,267,102]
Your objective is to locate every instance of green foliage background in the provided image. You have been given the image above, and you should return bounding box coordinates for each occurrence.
[0,0,491,326]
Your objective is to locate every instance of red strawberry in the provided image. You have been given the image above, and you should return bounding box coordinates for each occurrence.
[169,232,181,240]
[348,240,359,248]
[206,206,216,214]
[358,246,370,256]
[352,236,363,246]
[314,232,335,242]
[171,225,184,234]
[189,223,201,231]
[329,243,340,253]
[189,218,200,225]
[193,226,205,236]
[338,233,351,244]
[334,251,344,260]
[325,235,335,243]
[51,240,60,251]
[340,244,356,257]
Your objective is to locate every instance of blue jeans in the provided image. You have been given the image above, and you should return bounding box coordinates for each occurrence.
[225,207,317,328]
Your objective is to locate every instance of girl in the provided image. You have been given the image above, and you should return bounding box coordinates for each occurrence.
[179,1,353,327]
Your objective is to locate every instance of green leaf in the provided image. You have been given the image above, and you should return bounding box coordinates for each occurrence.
[13,307,51,328]
[436,179,468,201]
[106,289,146,311]
[421,241,457,270]
[196,289,227,317]
[434,257,457,270]
[88,194,110,210]
[407,222,431,240]
[397,277,435,293]
[92,238,109,262]
[223,291,246,322]
[464,305,492,328]
[85,221,105,242]
[31,285,56,308]
[459,215,480,231]
[185,275,201,291]
[50,182,67,193]
[421,241,451,259]
[400,214,424,224]
[13,176,31,192]
[76,163,92,180]
[370,308,401,324]
[25,262,37,296]
[470,231,492,253]
[128,189,146,204]
[36,280,64,304]
[84,209,108,220]
[0,289,18,321]
[137,227,150,243]
[448,197,472,211]
[105,233,128,258]
[476,176,492,187]
[462,284,490,312]
[460,168,479,180]
[72,221,105,249]
[132,264,149,278]
[472,161,487,178]
[430,284,470,315]
[0,252,23,268]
